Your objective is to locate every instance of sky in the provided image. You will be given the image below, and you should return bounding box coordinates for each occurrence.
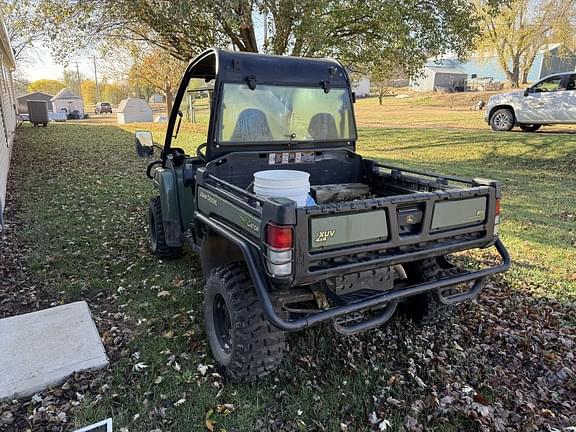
[20,45,95,83]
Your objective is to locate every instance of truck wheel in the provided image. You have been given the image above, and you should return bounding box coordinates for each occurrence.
[148,197,183,259]
[404,258,455,326]
[519,124,541,132]
[203,263,285,381]
[490,108,514,131]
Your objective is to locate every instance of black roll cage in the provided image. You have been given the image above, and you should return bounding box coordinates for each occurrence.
[163,48,356,164]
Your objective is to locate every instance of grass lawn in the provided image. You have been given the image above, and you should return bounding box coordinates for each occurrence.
[4,99,576,431]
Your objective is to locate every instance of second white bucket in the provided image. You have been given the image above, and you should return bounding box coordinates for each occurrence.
[253,170,311,206]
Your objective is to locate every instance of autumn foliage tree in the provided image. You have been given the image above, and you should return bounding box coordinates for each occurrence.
[475,0,576,87]
[27,79,65,95]
[128,49,187,113]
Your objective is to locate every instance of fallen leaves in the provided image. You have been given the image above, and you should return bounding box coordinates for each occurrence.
[2,123,576,432]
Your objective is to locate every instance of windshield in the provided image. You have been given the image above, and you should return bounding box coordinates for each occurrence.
[217,83,355,143]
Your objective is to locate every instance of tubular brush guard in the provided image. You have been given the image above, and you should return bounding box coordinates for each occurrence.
[196,213,511,333]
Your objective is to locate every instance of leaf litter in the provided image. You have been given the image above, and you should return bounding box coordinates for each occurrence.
[1,124,575,431]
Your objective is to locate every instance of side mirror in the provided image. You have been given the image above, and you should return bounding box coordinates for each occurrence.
[135,130,154,157]
[523,88,531,97]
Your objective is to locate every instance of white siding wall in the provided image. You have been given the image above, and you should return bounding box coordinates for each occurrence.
[0,16,17,225]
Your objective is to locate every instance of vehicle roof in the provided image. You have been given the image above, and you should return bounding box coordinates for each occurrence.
[540,71,575,80]
[193,48,351,87]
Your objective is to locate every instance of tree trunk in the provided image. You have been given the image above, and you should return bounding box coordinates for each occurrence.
[165,83,173,114]
[378,88,384,105]
[505,56,521,88]
[520,69,530,85]
[238,0,258,52]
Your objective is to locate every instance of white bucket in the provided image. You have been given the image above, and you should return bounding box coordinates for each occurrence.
[253,170,313,206]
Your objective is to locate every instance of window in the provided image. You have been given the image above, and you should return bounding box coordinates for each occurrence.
[566,75,576,91]
[171,78,213,154]
[533,76,563,92]
[217,84,355,143]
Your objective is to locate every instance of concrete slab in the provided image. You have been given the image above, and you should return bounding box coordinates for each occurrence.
[0,301,108,400]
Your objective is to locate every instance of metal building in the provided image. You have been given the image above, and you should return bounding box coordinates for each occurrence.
[16,92,54,114]
[0,9,17,226]
[410,66,467,92]
[428,43,576,84]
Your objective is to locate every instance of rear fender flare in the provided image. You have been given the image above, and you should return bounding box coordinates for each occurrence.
[200,232,244,278]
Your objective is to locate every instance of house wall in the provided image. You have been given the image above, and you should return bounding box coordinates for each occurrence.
[0,14,17,224]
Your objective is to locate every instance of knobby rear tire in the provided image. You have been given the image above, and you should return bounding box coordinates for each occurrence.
[203,263,286,381]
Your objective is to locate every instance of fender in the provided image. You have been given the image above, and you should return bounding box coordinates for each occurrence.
[156,168,183,247]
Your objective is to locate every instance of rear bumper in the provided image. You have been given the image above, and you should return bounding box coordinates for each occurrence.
[196,213,511,333]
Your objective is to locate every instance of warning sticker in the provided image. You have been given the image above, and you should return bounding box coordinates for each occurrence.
[268,151,315,165]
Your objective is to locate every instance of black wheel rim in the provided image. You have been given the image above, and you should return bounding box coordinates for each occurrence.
[213,294,232,353]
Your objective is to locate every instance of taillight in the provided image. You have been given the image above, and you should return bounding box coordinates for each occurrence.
[494,198,501,236]
[266,224,293,250]
[265,224,293,277]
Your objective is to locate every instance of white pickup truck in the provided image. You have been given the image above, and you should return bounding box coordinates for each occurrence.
[485,72,576,131]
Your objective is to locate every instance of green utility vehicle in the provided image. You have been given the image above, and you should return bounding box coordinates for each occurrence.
[135,49,510,381]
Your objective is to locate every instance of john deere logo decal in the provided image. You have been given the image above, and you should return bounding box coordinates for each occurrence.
[315,230,336,243]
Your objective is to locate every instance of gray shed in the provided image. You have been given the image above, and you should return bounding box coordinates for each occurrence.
[117,97,153,124]
[16,92,54,114]
[411,66,467,92]
[51,88,85,115]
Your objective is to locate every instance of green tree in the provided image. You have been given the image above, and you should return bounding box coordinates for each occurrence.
[475,0,576,87]
[37,0,494,82]
[1,0,41,62]
[27,79,65,95]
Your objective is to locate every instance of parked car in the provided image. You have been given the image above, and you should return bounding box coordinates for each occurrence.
[95,102,112,114]
[485,72,576,131]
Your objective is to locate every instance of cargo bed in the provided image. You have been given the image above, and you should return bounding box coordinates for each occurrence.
[196,149,502,285]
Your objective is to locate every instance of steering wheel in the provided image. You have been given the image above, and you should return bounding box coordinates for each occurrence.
[197,143,207,162]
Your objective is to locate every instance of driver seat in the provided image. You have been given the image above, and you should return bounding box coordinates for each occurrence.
[230,108,273,142]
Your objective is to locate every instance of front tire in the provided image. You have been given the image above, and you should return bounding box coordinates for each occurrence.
[490,108,515,131]
[203,263,285,381]
[519,124,541,132]
[148,197,183,259]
